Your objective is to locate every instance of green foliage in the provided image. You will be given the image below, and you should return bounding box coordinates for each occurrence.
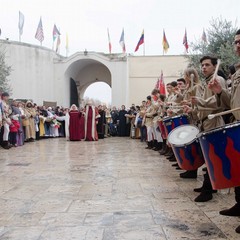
[186,17,238,78]
[0,46,12,93]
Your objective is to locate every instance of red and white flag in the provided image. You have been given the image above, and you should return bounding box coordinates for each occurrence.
[35,17,44,44]
[159,71,166,95]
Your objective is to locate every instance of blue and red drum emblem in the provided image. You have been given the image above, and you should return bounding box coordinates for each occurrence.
[168,125,205,170]
[198,122,240,190]
[163,115,189,136]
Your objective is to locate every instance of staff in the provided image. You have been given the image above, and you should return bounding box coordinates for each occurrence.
[208,107,240,119]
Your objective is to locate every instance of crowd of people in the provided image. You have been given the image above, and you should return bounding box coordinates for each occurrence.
[0,94,144,149]
[1,28,240,234]
[137,29,240,234]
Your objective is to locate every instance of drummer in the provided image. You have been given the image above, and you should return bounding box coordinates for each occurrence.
[184,55,227,202]
[144,95,156,149]
[151,89,164,151]
[208,29,240,233]
[179,68,203,179]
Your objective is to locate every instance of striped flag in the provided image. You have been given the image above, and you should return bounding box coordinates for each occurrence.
[162,30,169,53]
[183,28,189,53]
[35,17,44,44]
[202,29,207,43]
[107,28,112,54]
[53,24,60,42]
[134,30,144,52]
[18,11,24,40]
[119,29,126,53]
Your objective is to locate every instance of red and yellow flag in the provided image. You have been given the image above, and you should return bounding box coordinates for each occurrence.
[162,30,169,53]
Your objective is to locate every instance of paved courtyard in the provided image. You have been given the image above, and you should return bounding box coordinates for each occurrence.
[0,137,239,240]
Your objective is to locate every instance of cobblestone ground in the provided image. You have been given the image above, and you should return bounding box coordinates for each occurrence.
[0,137,239,240]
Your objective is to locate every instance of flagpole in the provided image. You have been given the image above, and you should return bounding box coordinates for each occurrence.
[143,42,145,56]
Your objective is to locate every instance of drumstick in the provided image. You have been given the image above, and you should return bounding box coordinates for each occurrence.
[190,73,194,93]
[212,59,221,81]
[208,107,240,119]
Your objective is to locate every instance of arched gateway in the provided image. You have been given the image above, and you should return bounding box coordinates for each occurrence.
[59,52,128,107]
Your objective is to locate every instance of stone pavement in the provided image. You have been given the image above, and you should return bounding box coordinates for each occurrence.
[0,137,239,240]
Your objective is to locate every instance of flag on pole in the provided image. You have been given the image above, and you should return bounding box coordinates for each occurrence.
[35,17,44,44]
[66,33,69,56]
[107,28,112,54]
[56,35,61,53]
[159,71,166,95]
[183,28,189,53]
[18,11,24,41]
[155,78,160,89]
[134,30,144,52]
[202,28,207,43]
[162,30,169,53]
[119,28,126,53]
[53,24,60,42]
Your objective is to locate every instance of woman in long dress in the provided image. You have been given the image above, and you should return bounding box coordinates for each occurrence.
[69,104,85,141]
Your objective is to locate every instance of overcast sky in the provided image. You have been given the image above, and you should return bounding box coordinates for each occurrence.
[0,0,239,103]
[1,0,239,55]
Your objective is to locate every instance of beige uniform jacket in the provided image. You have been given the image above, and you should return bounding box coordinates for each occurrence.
[217,64,240,121]
[196,74,226,131]
[145,103,156,127]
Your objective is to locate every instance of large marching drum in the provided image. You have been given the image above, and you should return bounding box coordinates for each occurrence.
[168,125,205,170]
[163,114,189,135]
[197,122,240,190]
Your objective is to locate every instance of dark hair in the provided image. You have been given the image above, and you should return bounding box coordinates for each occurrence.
[166,83,172,86]
[147,95,151,101]
[177,78,186,84]
[159,94,166,102]
[1,92,9,97]
[229,65,236,75]
[170,81,178,87]
[236,29,240,35]
[151,89,160,95]
[200,55,218,66]
[217,70,227,80]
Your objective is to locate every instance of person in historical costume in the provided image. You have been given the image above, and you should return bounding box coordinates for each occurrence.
[144,96,156,149]
[183,56,227,203]
[118,105,128,137]
[208,29,240,233]
[38,107,46,138]
[97,105,106,139]
[1,92,12,149]
[68,104,85,141]
[84,102,100,141]
[177,68,204,179]
[151,89,163,151]
[23,101,37,142]
[46,107,59,138]
[159,83,175,155]
[55,108,70,140]
[11,100,24,146]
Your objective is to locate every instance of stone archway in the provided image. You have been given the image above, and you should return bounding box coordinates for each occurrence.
[64,58,111,107]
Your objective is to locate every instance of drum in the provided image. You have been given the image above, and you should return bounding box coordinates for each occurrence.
[197,122,240,190]
[158,119,167,140]
[168,125,205,170]
[163,115,189,135]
